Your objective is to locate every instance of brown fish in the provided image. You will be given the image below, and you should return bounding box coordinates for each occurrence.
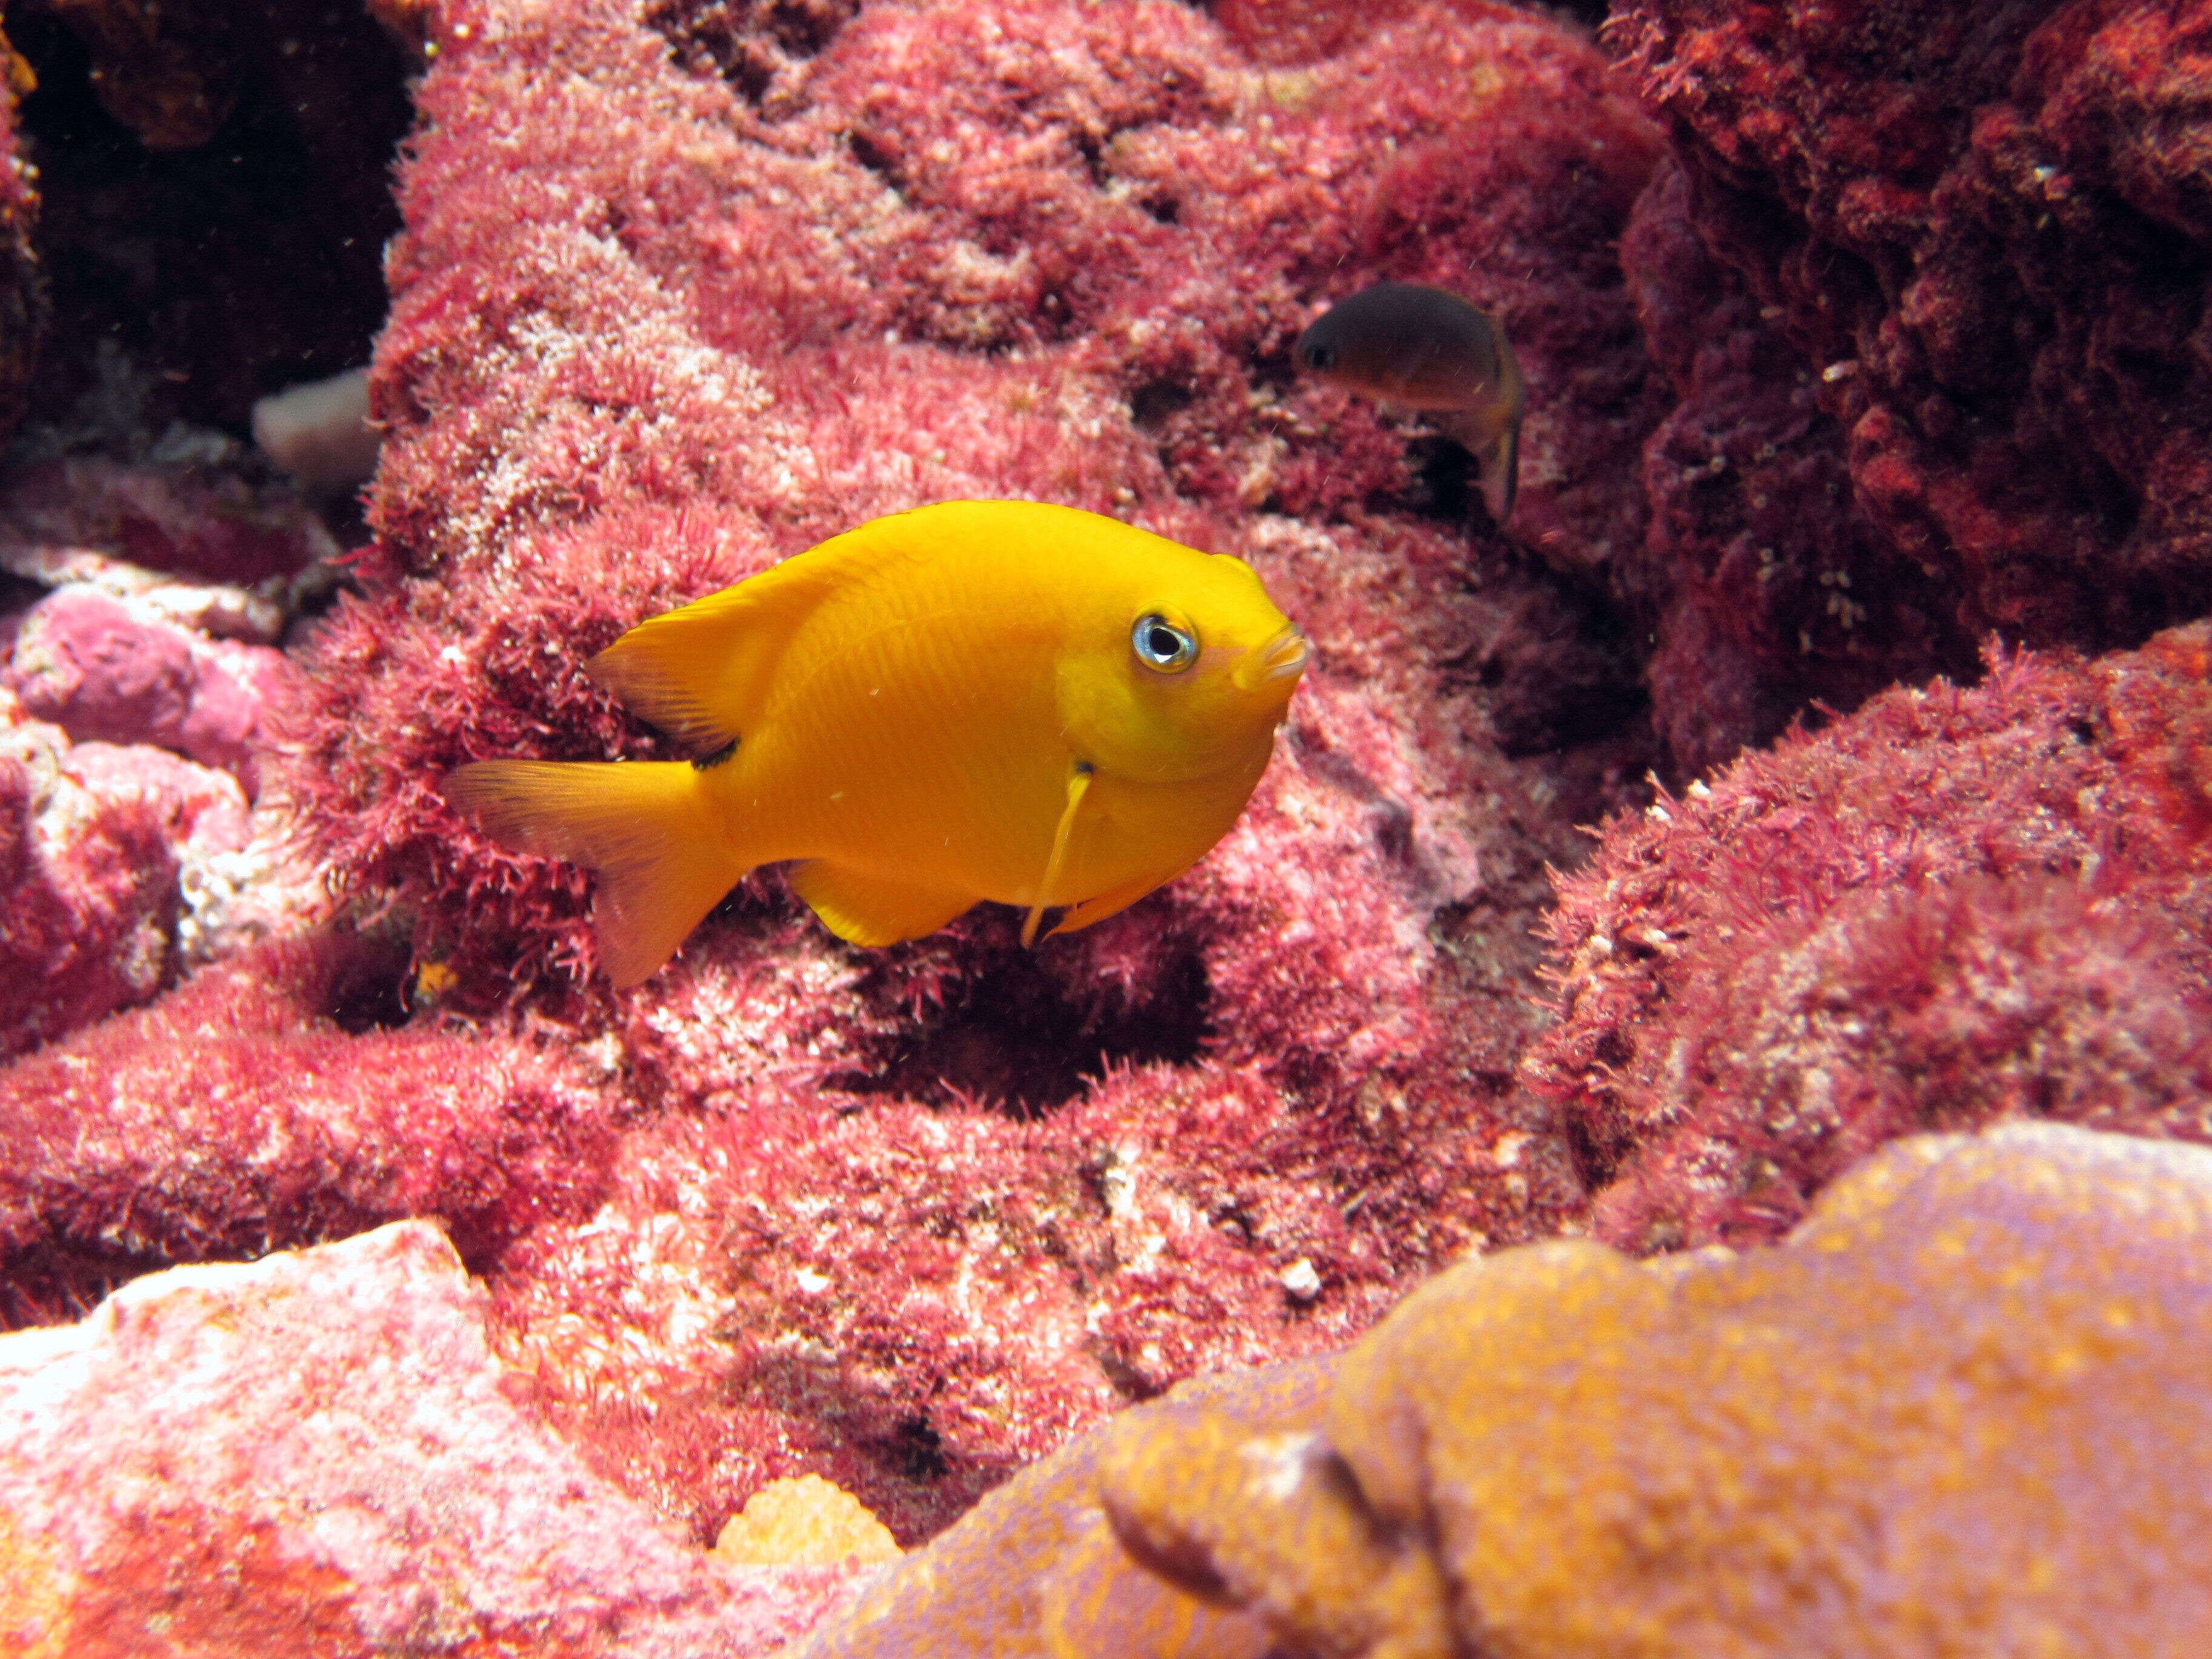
[1296,282,1524,525]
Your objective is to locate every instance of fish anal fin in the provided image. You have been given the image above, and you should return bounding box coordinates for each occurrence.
[445,759,745,988]
[788,860,974,947]
[1436,407,1520,526]
[1047,871,1172,938]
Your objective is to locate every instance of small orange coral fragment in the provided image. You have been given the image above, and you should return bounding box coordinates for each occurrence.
[712,1475,901,1568]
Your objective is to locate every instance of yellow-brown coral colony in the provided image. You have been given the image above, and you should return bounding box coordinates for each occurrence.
[803,1125,2212,1657]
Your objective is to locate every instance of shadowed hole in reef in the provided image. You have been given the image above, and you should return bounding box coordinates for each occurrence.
[839,944,1212,1116]
[646,0,860,90]
[7,0,407,434]
[0,1241,174,1332]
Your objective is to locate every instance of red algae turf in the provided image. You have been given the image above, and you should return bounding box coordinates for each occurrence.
[1528,620,2212,1250]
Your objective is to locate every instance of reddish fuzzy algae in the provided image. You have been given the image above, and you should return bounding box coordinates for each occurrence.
[1610,0,2212,767]
[1528,621,2212,1251]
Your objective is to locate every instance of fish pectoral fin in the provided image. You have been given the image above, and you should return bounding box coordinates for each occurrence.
[1023,763,1095,948]
[586,558,851,753]
[1045,870,1170,939]
[788,860,974,947]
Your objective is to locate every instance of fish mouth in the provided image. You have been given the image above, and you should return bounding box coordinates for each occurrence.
[1237,627,1309,690]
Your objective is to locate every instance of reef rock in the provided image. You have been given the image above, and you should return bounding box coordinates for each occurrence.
[803,1123,2212,1657]
[0,691,260,1057]
[1614,0,2212,766]
[1527,618,2212,1250]
[266,0,1652,1540]
[0,1221,868,1657]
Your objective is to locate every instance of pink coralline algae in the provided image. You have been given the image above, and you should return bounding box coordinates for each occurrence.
[801,1124,2212,1658]
[0,933,623,1321]
[1526,620,2212,1252]
[0,1221,870,1658]
[6,587,290,788]
[1609,0,2212,767]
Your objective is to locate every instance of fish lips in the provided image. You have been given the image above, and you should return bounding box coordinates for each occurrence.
[1233,626,1309,693]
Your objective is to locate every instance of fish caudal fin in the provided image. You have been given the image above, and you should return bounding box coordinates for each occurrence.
[445,759,742,988]
[787,860,973,947]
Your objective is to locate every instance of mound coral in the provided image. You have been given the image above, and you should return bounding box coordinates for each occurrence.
[1527,619,2212,1250]
[805,1123,2212,1657]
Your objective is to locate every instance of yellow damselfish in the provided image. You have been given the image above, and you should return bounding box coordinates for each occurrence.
[446,500,1308,987]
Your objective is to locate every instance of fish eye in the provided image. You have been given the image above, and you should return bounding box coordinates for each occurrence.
[1302,343,1333,370]
[1131,612,1198,673]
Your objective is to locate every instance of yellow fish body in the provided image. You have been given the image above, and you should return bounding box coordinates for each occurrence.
[446,501,1308,987]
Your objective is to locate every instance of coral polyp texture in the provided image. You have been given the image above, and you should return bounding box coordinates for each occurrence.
[802,1124,2212,1658]
[1527,620,2212,1251]
[1610,0,2212,767]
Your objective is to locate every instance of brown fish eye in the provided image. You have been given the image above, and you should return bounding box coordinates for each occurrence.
[1303,343,1333,370]
[1131,613,1198,672]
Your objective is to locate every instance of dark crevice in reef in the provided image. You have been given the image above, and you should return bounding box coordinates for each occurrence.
[0,1241,175,1331]
[5,0,412,439]
[647,0,860,107]
[839,942,1212,1117]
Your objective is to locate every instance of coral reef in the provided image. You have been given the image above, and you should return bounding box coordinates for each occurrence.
[1526,620,2212,1250]
[804,1124,2212,1657]
[1612,0,2212,766]
[262,0,1647,1540]
[0,1222,870,1657]
[4,0,2210,1636]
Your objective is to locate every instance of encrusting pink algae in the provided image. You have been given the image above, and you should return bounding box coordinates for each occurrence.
[0,0,2208,1647]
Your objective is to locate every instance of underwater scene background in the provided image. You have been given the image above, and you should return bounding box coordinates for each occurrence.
[0,0,2209,1652]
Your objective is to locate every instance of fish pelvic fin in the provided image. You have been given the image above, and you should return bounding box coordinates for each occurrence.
[446,759,743,988]
[1024,763,1095,948]
[1047,869,1171,937]
[786,861,973,947]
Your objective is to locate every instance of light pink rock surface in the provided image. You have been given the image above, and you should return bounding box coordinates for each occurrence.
[5,585,293,791]
[0,1222,870,1657]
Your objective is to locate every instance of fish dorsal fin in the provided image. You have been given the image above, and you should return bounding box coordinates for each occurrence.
[586,530,894,752]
